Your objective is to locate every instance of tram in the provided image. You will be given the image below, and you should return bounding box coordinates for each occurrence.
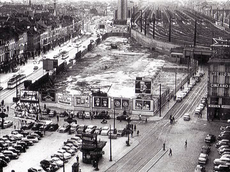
[7,74,26,89]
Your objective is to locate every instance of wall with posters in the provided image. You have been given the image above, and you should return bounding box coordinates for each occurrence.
[20,90,39,103]
[73,95,90,107]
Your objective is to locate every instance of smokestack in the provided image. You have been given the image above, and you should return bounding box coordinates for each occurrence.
[54,0,57,16]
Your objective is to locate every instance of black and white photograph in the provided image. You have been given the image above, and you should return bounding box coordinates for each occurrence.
[0,0,230,171]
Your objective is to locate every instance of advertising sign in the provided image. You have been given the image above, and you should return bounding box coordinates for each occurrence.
[20,90,39,103]
[133,99,154,111]
[93,97,110,108]
[74,95,90,107]
[135,78,151,94]
[41,90,56,102]
[114,98,130,109]
[43,59,54,71]
[57,93,72,105]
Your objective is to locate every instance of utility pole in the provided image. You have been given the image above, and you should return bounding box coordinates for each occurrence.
[159,83,161,117]
[194,19,197,47]
[144,13,147,36]
[109,124,112,161]
[140,10,142,33]
[169,16,172,42]
[152,14,155,39]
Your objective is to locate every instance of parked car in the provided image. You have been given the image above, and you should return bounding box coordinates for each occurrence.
[0,153,10,163]
[69,123,79,133]
[0,159,7,167]
[213,164,230,171]
[194,165,205,172]
[205,134,216,144]
[22,135,39,143]
[3,120,13,128]
[76,124,87,134]
[28,166,45,172]
[85,125,96,134]
[0,86,3,91]
[101,126,110,136]
[31,123,43,131]
[201,145,210,154]
[116,115,131,121]
[198,156,208,165]
[2,150,18,159]
[221,126,230,131]
[33,66,38,71]
[58,124,71,133]
[94,127,102,135]
[219,148,230,155]
[84,112,91,119]
[48,123,59,131]
[21,121,34,130]
[183,113,190,121]
[94,111,110,119]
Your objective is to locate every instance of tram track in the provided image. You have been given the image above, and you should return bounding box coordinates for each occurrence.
[106,73,208,172]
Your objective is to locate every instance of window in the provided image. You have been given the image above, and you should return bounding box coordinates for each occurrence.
[226,76,230,84]
[224,88,229,97]
[212,88,217,96]
[213,75,217,83]
[213,64,218,72]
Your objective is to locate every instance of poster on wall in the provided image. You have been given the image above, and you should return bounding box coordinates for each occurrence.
[57,93,72,105]
[114,98,130,109]
[135,77,152,94]
[41,90,56,102]
[133,99,153,111]
[93,96,110,108]
[20,90,39,103]
[74,95,90,107]
[114,98,122,109]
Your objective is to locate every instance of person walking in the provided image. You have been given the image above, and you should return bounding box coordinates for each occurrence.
[57,115,59,123]
[134,124,136,131]
[137,130,139,136]
[163,143,165,151]
[169,148,172,156]
[185,140,187,148]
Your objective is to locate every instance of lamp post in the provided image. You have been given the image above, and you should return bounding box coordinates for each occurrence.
[126,118,131,146]
[159,83,161,117]
[109,124,112,161]
[175,69,177,99]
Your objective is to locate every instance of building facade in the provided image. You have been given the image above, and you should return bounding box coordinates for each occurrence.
[208,39,230,120]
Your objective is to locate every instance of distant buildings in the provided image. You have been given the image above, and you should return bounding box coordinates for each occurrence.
[114,0,134,25]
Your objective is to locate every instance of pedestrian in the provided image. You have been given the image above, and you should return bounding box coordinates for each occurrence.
[185,140,187,148]
[131,131,133,138]
[145,117,148,123]
[139,114,142,121]
[7,105,9,112]
[57,115,59,123]
[134,124,136,131]
[163,143,165,151]
[137,130,139,136]
[169,148,172,156]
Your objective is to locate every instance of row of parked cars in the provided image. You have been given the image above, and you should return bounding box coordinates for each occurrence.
[28,136,82,172]
[0,129,43,168]
[194,133,216,172]
[195,96,207,117]
[212,125,230,172]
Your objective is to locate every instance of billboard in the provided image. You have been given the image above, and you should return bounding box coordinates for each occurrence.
[93,97,110,108]
[20,90,39,103]
[133,99,154,111]
[74,95,90,107]
[135,77,151,94]
[43,59,54,71]
[41,90,56,102]
[114,98,130,109]
[57,93,72,105]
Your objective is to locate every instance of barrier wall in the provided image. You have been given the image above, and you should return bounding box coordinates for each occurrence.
[130,29,180,55]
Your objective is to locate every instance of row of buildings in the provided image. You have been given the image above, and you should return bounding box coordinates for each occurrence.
[0,4,81,73]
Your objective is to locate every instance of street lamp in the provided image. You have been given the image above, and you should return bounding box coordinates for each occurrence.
[159,83,161,117]
[109,124,112,161]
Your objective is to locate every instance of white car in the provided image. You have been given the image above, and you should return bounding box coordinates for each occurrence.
[183,113,190,121]
[101,126,110,136]
[22,135,39,143]
[198,156,207,165]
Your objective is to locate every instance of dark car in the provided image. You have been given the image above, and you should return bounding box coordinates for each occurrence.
[48,123,59,131]
[40,159,59,171]
[31,123,43,131]
[0,86,3,91]
[2,150,18,159]
[21,121,34,130]
[116,115,131,121]
[0,153,10,163]
[59,111,69,118]
[34,131,44,138]
[12,144,26,153]
[205,134,216,144]
[0,158,7,167]
[94,111,110,119]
